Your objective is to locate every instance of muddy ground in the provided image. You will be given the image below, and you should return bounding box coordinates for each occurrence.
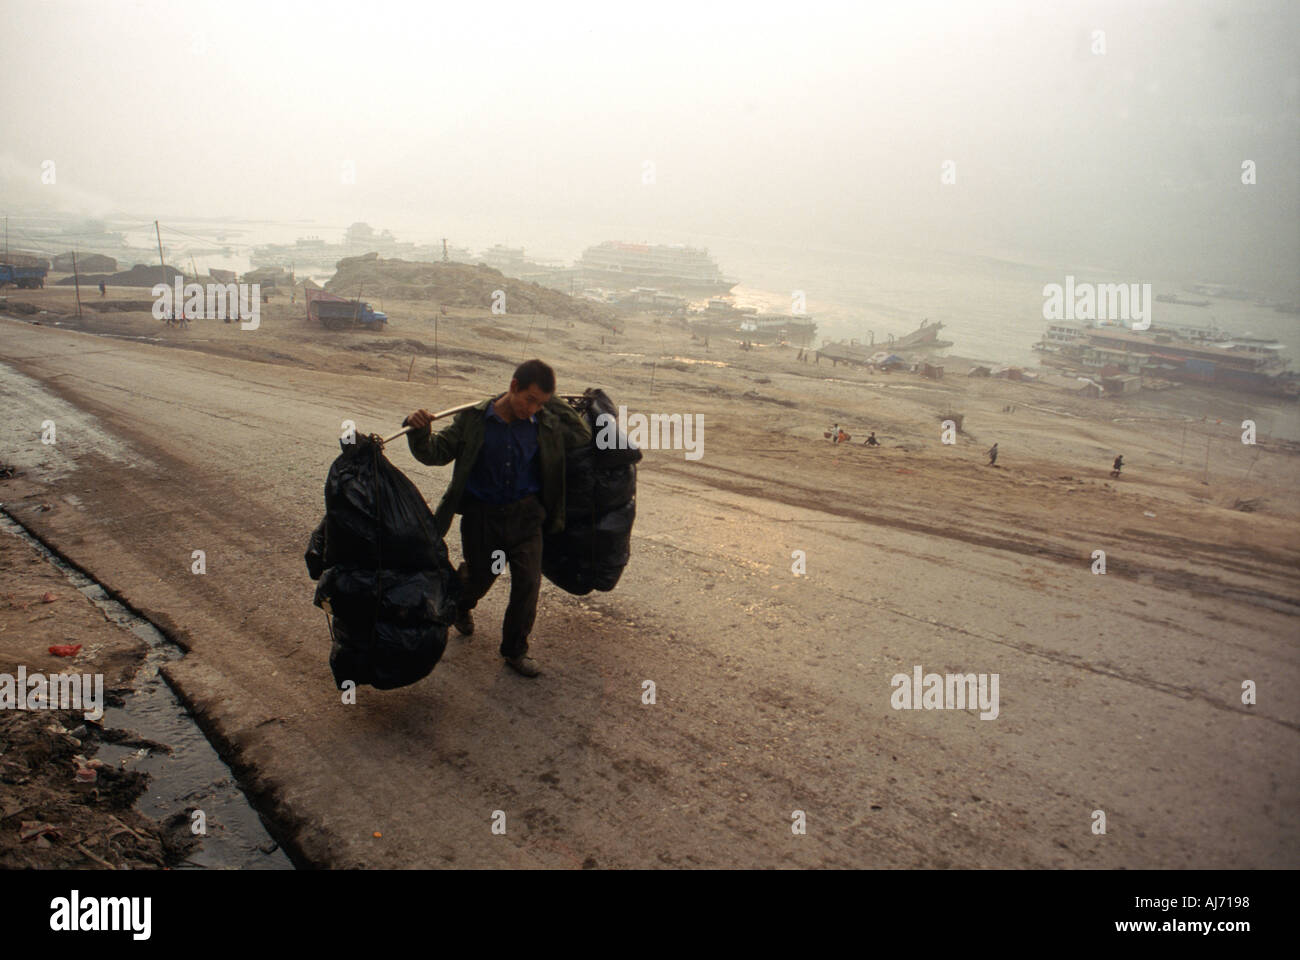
[0,529,197,868]
[0,281,1296,869]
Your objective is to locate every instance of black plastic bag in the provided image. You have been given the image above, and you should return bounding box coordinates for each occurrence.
[328,616,447,691]
[586,388,644,468]
[305,520,326,581]
[323,435,446,572]
[592,464,636,513]
[565,444,596,503]
[541,500,635,594]
[543,389,641,595]
[315,566,457,628]
[307,435,458,690]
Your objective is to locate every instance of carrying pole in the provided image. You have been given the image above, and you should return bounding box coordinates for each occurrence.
[380,401,479,445]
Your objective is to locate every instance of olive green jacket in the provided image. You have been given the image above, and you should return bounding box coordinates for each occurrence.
[406,395,591,537]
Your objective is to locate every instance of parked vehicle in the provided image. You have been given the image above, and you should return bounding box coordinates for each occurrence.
[306,289,388,330]
[0,264,47,289]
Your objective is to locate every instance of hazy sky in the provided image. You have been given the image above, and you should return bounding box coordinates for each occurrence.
[3,0,1297,292]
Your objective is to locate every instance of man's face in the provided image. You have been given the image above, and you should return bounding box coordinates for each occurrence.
[508,380,552,420]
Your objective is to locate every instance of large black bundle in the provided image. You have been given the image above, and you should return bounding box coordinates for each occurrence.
[322,435,445,571]
[543,388,641,595]
[304,521,326,580]
[315,567,456,627]
[306,435,458,690]
[327,615,448,691]
[546,499,636,594]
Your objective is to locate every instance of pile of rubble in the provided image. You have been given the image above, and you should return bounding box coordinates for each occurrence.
[2,252,49,269]
[52,252,116,273]
[326,254,615,328]
[56,263,182,288]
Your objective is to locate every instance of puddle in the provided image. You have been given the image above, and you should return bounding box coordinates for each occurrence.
[3,313,175,344]
[663,356,729,367]
[0,360,157,481]
[0,512,293,870]
[822,378,924,389]
[611,353,730,368]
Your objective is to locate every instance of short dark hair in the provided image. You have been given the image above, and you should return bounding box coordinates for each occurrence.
[513,358,555,394]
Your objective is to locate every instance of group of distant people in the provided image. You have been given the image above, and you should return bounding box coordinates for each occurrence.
[827,423,878,447]
[987,443,1124,476]
[829,425,1125,477]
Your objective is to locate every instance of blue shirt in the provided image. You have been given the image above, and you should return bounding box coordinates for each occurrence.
[464,401,542,505]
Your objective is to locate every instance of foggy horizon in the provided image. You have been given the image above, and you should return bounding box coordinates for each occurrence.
[2,0,1298,295]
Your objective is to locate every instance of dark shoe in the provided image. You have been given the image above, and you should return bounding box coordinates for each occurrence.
[505,655,540,678]
[453,609,474,636]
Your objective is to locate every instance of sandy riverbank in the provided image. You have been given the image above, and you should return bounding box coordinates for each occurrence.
[1,280,1296,868]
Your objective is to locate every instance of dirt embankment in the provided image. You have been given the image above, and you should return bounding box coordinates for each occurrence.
[55,263,183,288]
[1,252,49,269]
[326,253,618,329]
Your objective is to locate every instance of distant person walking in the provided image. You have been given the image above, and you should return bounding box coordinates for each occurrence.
[98,281,106,297]
[1111,454,1124,478]
[829,423,840,444]
[864,432,879,447]
[987,442,998,466]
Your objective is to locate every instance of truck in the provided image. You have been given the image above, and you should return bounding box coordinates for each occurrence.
[0,264,48,289]
[306,289,387,330]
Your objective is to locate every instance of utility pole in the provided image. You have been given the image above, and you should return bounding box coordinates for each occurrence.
[71,250,83,319]
[155,220,167,286]
[1244,447,1261,481]
[441,238,448,262]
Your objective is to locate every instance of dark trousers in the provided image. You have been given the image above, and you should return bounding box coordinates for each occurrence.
[458,493,546,659]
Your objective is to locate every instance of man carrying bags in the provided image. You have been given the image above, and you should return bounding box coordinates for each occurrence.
[403,359,591,677]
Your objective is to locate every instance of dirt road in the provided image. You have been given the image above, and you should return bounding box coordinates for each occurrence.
[2,312,1296,868]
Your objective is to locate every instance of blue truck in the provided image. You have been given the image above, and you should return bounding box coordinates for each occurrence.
[308,292,388,330]
[0,264,48,289]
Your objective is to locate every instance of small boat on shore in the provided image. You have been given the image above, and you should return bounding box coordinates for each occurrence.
[890,318,953,351]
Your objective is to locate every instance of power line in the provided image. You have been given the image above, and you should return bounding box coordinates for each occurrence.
[158,222,239,246]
